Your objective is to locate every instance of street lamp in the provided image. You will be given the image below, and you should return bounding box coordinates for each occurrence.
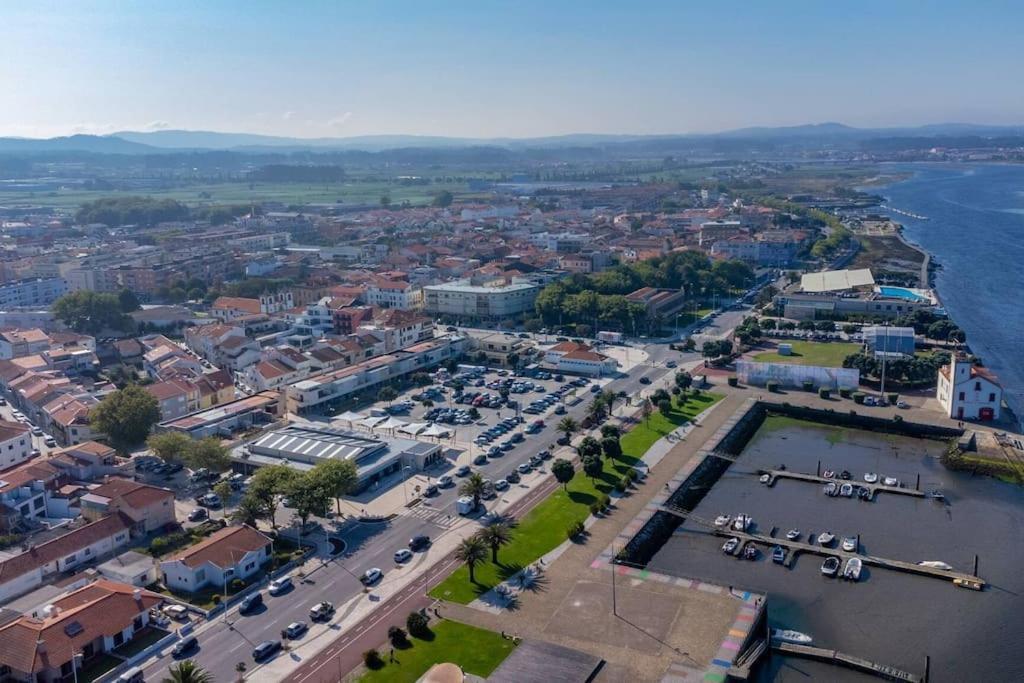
[223,566,236,624]
[401,465,413,505]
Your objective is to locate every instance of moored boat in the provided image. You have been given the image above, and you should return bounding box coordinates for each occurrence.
[771,629,813,644]
[823,482,838,496]
[841,536,857,552]
[840,470,852,480]
[732,514,752,531]
[917,560,953,570]
[817,531,835,545]
[821,556,840,577]
[883,476,899,487]
[714,514,731,529]
[864,472,878,484]
[843,557,863,581]
[839,482,854,497]
[785,529,800,541]
[772,545,786,563]
[722,537,740,554]
[954,578,983,591]
[759,473,771,484]
[857,487,872,501]
[743,544,758,560]
[823,469,835,478]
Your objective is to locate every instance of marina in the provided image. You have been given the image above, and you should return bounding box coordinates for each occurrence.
[757,468,927,501]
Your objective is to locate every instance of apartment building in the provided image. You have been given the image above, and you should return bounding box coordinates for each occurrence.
[0,420,33,470]
[423,279,539,320]
[365,279,424,310]
[0,278,67,309]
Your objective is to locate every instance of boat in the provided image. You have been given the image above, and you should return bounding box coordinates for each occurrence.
[928,490,945,500]
[954,578,983,591]
[743,544,758,560]
[714,515,732,529]
[823,469,835,478]
[840,470,852,480]
[823,482,838,496]
[722,537,740,554]
[732,514,752,532]
[785,529,801,541]
[817,531,835,545]
[772,545,786,563]
[771,629,813,645]
[857,487,872,501]
[864,472,878,484]
[917,561,953,571]
[759,473,771,484]
[883,476,899,487]
[839,483,854,497]
[841,536,857,552]
[821,556,840,577]
[843,557,863,581]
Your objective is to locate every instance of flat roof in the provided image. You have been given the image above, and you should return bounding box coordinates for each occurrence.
[801,268,875,293]
[488,639,602,683]
[161,392,278,429]
[425,280,538,294]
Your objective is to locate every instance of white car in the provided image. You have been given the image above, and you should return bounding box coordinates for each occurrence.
[394,549,413,563]
[361,568,383,585]
[268,576,293,595]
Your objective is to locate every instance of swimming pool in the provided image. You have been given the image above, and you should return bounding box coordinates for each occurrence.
[878,286,929,302]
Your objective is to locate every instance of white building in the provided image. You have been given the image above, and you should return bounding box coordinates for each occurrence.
[0,419,33,470]
[423,279,539,320]
[0,278,67,309]
[544,341,617,376]
[365,280,424,310]
[160,524,272,593]
[936,354,1002,421]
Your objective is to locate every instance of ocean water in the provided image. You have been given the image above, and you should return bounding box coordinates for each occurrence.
[875,163,1024,423]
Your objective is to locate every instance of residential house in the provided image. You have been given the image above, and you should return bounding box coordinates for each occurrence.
[544,341,617,376]
[365,279,424,310]
[144,379,200,422]
[80,478,176,533]
[0,420,33,470]
[0,329,51,360]
[160,524,272,593]
[0,459,67,532]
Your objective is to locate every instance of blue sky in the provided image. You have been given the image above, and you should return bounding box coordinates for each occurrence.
[2,1,1022,138]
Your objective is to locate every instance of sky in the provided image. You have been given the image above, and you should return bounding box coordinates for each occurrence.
[2,1,1023,139]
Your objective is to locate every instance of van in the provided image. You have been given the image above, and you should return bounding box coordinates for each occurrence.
[116,667,145,683]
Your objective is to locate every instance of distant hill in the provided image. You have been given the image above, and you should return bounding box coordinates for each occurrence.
[0,134,156,154]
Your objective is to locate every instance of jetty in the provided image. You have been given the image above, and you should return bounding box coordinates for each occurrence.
[758,469,926,501]
[660,505,986,589]
[883,205,929,221]
[772,641,924,682]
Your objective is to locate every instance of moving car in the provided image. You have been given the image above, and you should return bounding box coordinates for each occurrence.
[239,592,263,614]
[409,534,431,551]
[284,621,308,639]
[252,640,281,662]
[505,470,521,484]
[438,475,454,488]
[187,508,208,522]
[172,636,198,657]
[309,601,335,621]
[268,576,292,595]
[456,465,472,477]
[639,377,651,385]
[361,568,383,585]
[394,548,413,563]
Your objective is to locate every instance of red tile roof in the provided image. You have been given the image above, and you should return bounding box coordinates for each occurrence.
[0,419,30,443]
[168,524,270,569]
[0,513,134,584]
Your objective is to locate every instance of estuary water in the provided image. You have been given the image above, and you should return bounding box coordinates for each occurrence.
[874,163,1024,423]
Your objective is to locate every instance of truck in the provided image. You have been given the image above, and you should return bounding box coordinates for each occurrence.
[456,496,476,515]
[597,330,623,343]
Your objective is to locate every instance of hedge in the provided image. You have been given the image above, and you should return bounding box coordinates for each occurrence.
[818,388,831,399]
[728,376,738,387]
[852,391,865,404]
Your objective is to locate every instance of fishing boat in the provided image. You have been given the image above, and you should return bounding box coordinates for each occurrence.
[823,469,835,478]
[840,470,852,480]
[821,556,840,577]
[863,472,878,484]
[771,629,813,645]
[785,529,801,541]
[917,561,953,571]
[843,557,863,581]
[841,536,857,552]
[883,476,899,487]
[817,531,835,545]
[732,514,752,531]
[714,514,732,529]
[722,537,740,554]
[743,544,758,560]
[772,546,786,563]
[839,482,854,497]
[823,482,838,496]
[759,473,771,484]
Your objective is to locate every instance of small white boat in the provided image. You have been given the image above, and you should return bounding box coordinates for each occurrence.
[785,529,801,541]
[714,515,731,529]
[823,482,838,496]
[917,561,953,571]
[759,473,771,484]
[883,476,899,487]
[843,557,863,581]
[823,469,835,478]
[732,514,752,532]
[722,537,740,554]
[864,473,878,484]
[821,556,840,577]
[817,532,835,545]
[772,629,813,645]
[839,483,854,497]
[841,536,857,552]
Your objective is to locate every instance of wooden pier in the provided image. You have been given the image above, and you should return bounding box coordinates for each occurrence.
[759,469,926,501]
[660,505,986,589]
[772,641,924,682]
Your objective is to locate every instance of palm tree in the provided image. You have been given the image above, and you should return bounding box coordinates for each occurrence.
[557,416,579,442]
[459,472,488,510]
[164,661,215,683]
[455,535,488,583]
[478,523,513,564]
[586,398,606,422]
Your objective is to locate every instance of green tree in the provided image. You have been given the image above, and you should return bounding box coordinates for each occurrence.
[577,436,602,459]
[247,464,299,529]
[455,536,488,583]
[53,291,134,334]
[185,437,231,473]
[117,288,141,312]
[674,371,693,391]
[146,431,193,464]
[432,190,454,208]
[551,458,575,490]
[311,458,359,516]
[557,417,578,442]
[213,481,232,507]
[231,494,263,527]
[163,660,214,683]
[583,455,603,483]
[380,195,392,208]
[657,399,673,417]
[600,424,621,439]
[286,474,332,534]
[601,436,622,460]
[90,385,160,448]
[459,472,488,510]
[478,523,513,564]
[640,397,652,424]
[377,386,398,404]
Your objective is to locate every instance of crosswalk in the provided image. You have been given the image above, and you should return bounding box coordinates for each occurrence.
[406,504,457,528]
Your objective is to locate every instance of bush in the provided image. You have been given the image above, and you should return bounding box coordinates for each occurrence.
[627,468,639,482]
[852,392,865,404]
[211,594,221,605]
[230,578,245,592]
[601,493,612,510]
[567,520,586,539]
[589,502,603,516]
[802,379,814,392]
[0,534,23,550]
[887,392,899,404]
[407,611,430,637]
[619,474,632,491]
[671,386,681,395]
[363,649,384,669]
[388,625,408,647]
[766,381,779,393]
[728,376,738,387]
[839,387,852,398]
[893,414,903,423]
[818,387,830,399]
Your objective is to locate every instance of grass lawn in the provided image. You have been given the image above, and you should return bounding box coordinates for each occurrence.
[429,391,724,604]
[112,626,169,658]
[78,653,122,683]
[753,340,860,368]
[359,620,515,683]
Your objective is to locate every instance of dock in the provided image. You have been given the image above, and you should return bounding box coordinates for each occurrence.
[772,641,924,682]
[660,505,986,589]
[759,469,926,501]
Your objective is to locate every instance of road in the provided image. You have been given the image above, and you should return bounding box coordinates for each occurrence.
[142,361,672,683]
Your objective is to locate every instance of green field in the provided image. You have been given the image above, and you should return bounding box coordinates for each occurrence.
[753,341,860,368]
[429,392,723,604]
[359,620,516,683]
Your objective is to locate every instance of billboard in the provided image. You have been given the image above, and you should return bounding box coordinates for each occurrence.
[736,361,859,390]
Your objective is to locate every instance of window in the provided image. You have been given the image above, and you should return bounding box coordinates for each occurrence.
[975,381,981,391]
[65,554,76,564]
[989,393,995,402]
[84,548,91,556]
[959,392,965,401]
[195,569,206,582]
[34,497,43,509]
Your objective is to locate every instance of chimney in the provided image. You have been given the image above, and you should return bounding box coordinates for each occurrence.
[133,589,142,604]
[35,639,46,654]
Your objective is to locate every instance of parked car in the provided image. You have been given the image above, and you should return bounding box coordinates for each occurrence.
[284,621,308,639]
[456,465,472,477]
[438,475,454,488]
[494,479,509,491]
[506,470,521,484]
[309,601,335,621]
[31,426,43,436]
[172,636,198,657]
[163,604,189,620]
[252,640,281,662]
[639,377,651,385]
[473,454,489,466]
[44,436,57,447]
[409,535,431,551]
[394,548,413,563]
[361,568,383,585]
[239,592,263,614]
[200,493,221,508]
[268,576,293,595]
[187,508,208,522]
[517,463,532,474]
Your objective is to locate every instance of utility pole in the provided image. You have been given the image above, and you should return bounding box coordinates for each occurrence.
[879,322,889,398]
